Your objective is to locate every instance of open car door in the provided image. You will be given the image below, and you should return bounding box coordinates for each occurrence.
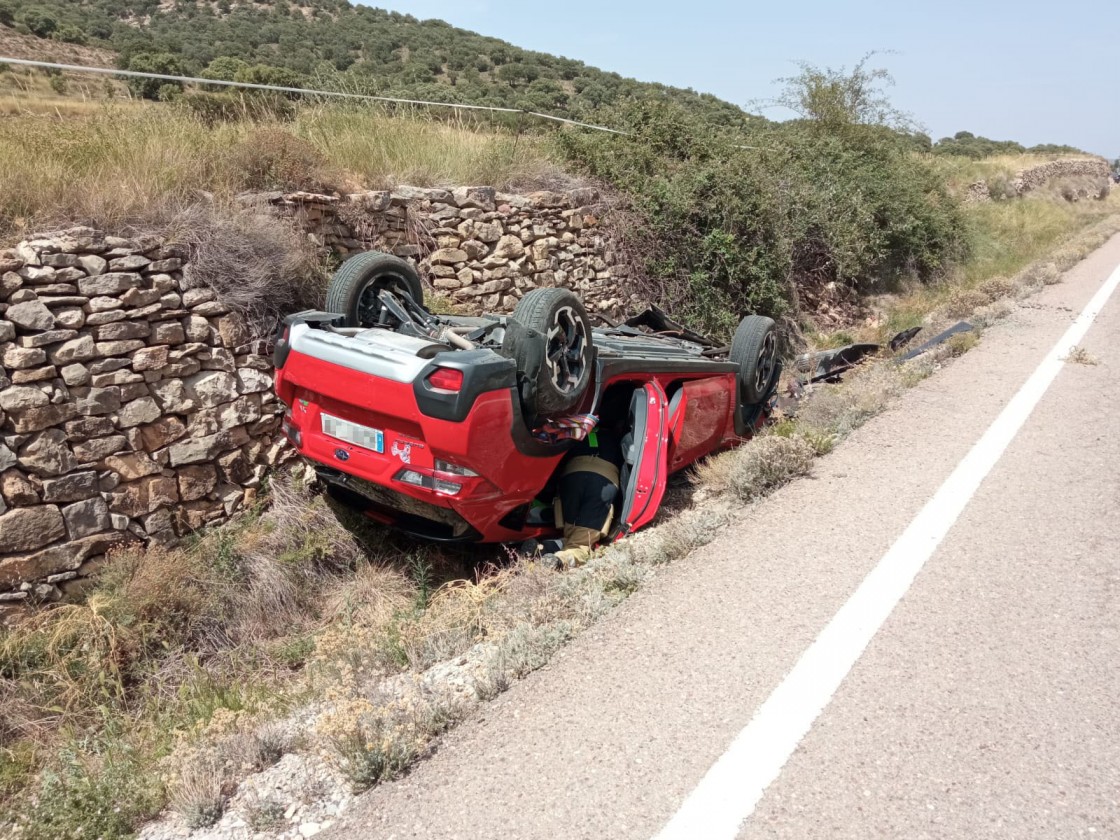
[616,380,671,537]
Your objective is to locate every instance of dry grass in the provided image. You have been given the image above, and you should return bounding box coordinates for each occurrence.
[1063,346,1099,366]
[0,102,562,240]
[930,152,1101,193]
[695,436,815,501]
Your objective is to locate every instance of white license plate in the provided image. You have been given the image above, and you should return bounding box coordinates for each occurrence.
[321,412,384,453]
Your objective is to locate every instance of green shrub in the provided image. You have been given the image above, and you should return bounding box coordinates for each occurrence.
[557,101,968,338]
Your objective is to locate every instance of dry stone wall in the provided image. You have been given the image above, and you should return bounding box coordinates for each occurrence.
[0,186,639,604]
[0,228,292,606]
[244,184,634,316]
[964,157,1112,203]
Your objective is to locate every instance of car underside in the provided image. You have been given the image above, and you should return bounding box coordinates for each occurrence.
[273,252,782,545]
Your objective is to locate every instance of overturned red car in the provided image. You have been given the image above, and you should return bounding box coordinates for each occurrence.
[274,252,781,544]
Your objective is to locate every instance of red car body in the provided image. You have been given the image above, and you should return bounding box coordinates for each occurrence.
[274,309,778,544]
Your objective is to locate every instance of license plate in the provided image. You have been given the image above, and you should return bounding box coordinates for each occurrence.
[320,412,384,453]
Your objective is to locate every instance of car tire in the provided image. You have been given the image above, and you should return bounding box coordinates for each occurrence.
[506,288,593,417]
[730,314,778,405]
[325,251,424,327]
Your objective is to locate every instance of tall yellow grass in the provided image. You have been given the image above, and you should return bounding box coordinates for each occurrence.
[0,102,561,239]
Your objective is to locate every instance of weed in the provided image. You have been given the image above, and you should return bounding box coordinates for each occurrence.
[318,691,460,793]
[169,756,225,830]
[246,796,286,832]
[1063,346,1099,365]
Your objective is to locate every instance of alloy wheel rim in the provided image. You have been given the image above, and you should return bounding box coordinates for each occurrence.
[545,306,587,394]
[754,331,776,393]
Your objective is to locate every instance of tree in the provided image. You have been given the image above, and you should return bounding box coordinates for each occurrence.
[19,8,58,38]
[125,53,184,100]
[51,24,87,44]
[201,56,249,81]
[768,53,916,133]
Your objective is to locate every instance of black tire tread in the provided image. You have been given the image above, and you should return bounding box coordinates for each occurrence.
[325,251,423,324]
[509,288,593,417]
[730,315,776,405]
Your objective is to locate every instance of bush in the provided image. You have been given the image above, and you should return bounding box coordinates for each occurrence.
[558,101,968,338]
[125,53,184,100]
[229,126,335,192]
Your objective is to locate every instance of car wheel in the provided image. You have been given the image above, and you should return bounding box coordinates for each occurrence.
[506,288,593,417]
[730,314,778,405]
[325,251,424,327]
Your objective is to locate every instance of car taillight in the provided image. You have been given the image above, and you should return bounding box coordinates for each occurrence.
[395,469,461,495]
[426,367,463,393]
[433,458,479,477]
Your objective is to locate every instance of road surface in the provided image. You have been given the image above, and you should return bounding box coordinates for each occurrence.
[325,234,1120,839]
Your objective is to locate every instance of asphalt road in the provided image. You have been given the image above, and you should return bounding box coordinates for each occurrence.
[325,235,1120,840]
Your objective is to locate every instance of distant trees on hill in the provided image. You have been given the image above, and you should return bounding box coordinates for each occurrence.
[933,130,1084,159]
[0,0,752,125]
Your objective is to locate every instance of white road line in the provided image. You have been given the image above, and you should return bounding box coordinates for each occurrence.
[653,259,1120,840]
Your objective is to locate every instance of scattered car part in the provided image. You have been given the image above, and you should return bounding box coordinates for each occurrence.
[897,321,974,361]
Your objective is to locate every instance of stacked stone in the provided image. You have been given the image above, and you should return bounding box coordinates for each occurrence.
[0,228,290,605]
[1013,158,1112,196]
[257,185,631,317]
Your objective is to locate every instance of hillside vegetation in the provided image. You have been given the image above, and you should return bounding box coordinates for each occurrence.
[0,0,751,126]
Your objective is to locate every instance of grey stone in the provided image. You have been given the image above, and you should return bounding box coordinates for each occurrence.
[0,386,49,412]
[108,255,150,272]
[116,397,161,428]
[2,346,47,369]
[95,321,150,341]
[151,321,185,345]
[64,416,115,441]
[95,339,146,356]
[41,471,99,503]
[61,498,112,539]
[452,186,496,211]
[84,310,126,326]
[185,370,239,408]
[74,386,121,416]
[8,403,77,434]
[236,368,271,394]
[88,296,121,312]
[49,335,96,365]
[6,301,55,331]
[18,429,76,477]
[60,363,90,386]
[71,435,127,462]
[77,272,141,297]
[168,427,249,466]
[0,506,66,552]
[54,308,86,329]
[18,329,78,348]
[77,254,107,276]
[0,320,15,342]
[149,379,198,414]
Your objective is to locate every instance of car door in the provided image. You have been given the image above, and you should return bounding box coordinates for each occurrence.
[617,380,670,536]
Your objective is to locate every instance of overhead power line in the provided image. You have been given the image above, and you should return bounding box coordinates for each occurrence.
[0,56,628,134]
[0,57,770,149]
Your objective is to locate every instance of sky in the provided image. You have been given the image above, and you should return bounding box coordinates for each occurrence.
[357,0,1116,157]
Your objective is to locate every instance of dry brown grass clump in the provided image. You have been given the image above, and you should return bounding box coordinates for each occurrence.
[0,103,561,241]
[229,127,340,193]
[695,436,815,501]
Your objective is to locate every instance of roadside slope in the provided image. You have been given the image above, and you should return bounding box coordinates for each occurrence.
[324,234,1120,839]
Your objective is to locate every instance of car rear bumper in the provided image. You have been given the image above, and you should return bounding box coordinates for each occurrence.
[276,347,565,542]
